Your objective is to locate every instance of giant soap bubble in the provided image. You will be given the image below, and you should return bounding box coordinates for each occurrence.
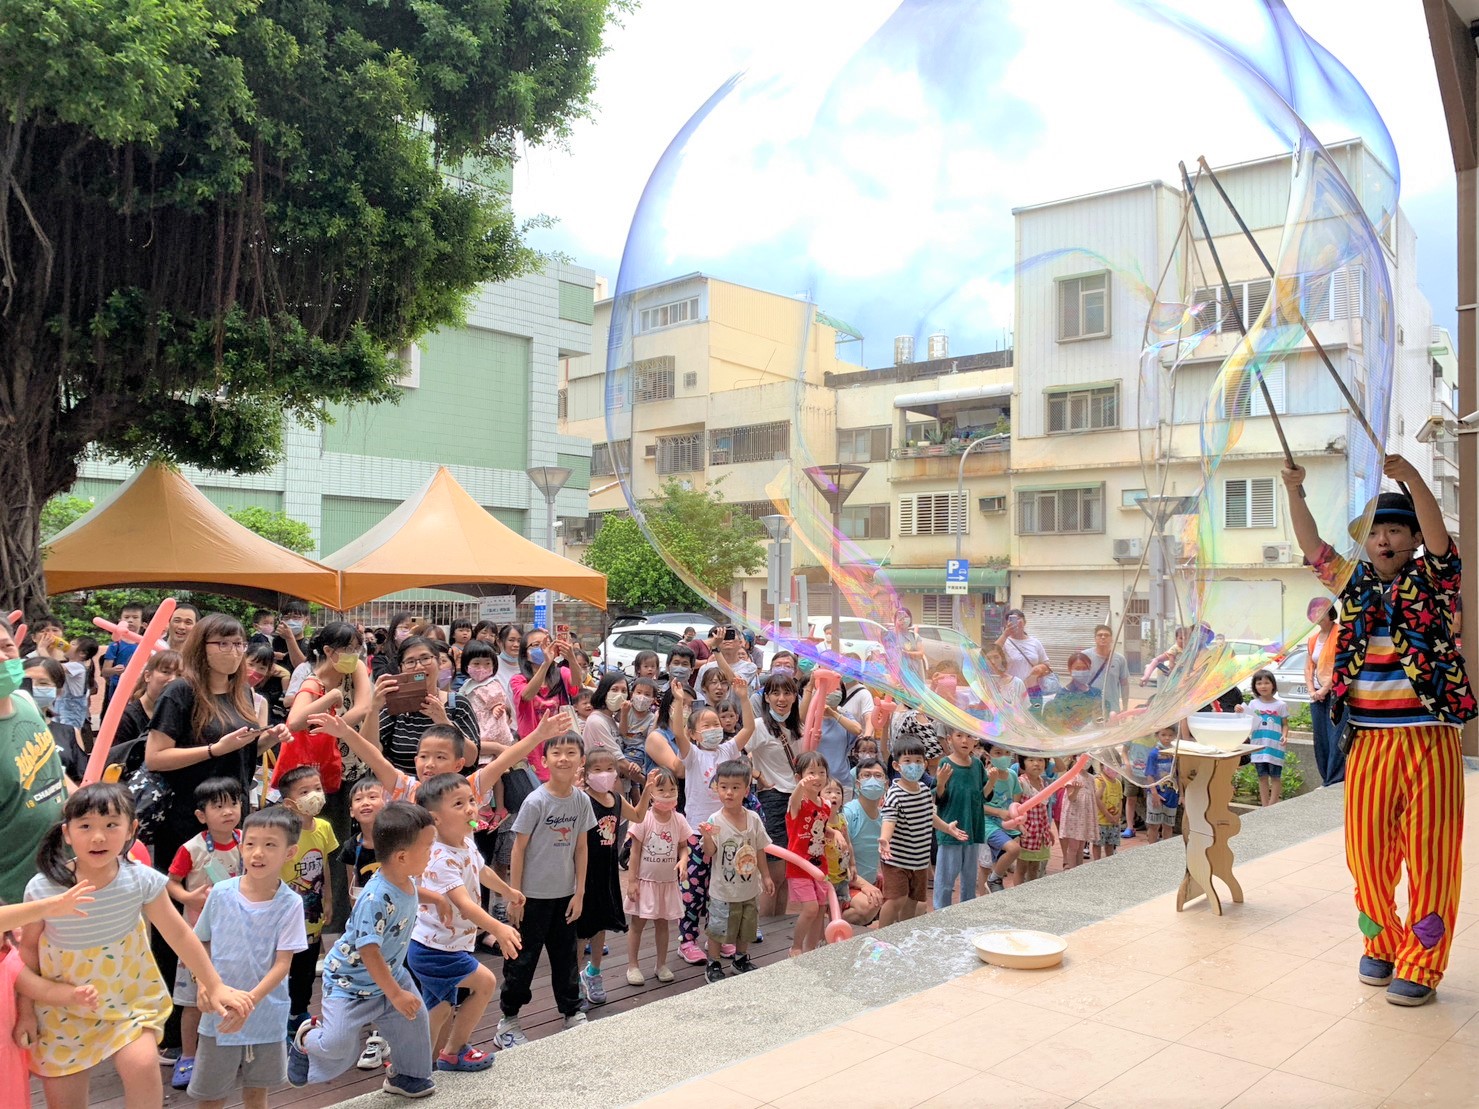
[603,0,1397,779]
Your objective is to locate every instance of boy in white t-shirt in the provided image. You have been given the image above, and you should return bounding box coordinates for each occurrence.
[699,759,773,983]
[406,773,525,1071]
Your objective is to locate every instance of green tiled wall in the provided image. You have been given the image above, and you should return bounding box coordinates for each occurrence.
[558,281,594,324]
[557,453,590,490]
[69,478,282,516]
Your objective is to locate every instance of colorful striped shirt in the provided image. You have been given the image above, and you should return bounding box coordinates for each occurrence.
[1348,623,1437,728]
[1247,697,1289,766]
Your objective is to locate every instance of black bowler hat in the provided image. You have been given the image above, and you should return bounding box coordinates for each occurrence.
[1349,491,1418,539]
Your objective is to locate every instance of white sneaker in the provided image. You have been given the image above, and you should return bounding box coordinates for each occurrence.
[356,1033,387,1070]
[562,1011,588,1031]
[494,1017,528,1050]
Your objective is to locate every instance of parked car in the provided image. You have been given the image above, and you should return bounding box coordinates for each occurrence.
[594,625,685,672]
[804,616,889,659]
[914,623,983,669]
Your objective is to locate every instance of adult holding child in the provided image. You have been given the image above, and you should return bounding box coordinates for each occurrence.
[511,626,586,779]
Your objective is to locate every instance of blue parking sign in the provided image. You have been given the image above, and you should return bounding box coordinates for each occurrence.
[945,559,969,596]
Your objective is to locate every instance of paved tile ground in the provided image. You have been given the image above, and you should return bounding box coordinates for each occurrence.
[637,778,1479,1109]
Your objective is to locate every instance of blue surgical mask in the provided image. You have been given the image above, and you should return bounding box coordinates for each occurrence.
[768,708,788,723]
[29,686,57,711]
[990,755,1014,772]
[858,778,887,800]
[528,647,546,666]
[668,664,691,682]
[900,763,926,782]
[499,652,517,666]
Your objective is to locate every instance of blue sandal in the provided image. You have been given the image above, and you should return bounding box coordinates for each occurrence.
[170,1056,194,1090]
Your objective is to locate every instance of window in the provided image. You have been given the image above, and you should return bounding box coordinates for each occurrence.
[638,296,701,333]
[556,388,568,421]
[1192,279,1271,334]
[708,422,788,464]
[839,504,889,539]
[1224,477,1276,529]
[1121,488,1147,509]
[837,426,890,463]
[633,357,675,403]
[1017,486,1105,535]
[591,440,631,477]
[897,493,967,537]
[683,371,698,390]
[1196,268,1366,333]
[656,433,703,475]
[920,595,953,623]
[1058,272,1109,340]
[1219,363,1286,420]
[728,500,788,522]
[390,343,420,389]
[1046,385,1118,433]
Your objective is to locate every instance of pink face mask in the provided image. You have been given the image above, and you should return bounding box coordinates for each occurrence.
[652,797,678,812]
[587,771,618,793]
[467,663,495,682]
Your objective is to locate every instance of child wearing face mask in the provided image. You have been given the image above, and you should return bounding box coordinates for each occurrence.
[576,751,657,1005]
[619,678,660,781]
[623,769,691,984]
[457,641,514,756]
[277,766,339,1038]
[657,657,756,966]
[981,744,1024,894]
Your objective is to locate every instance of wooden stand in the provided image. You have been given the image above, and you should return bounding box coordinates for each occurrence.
[1174,744,1253,915]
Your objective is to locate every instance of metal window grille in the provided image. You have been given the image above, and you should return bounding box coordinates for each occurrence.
[1016,486,1105,535]
[656,433,704,474]
[633,357,676,403]
[707,422,789,465]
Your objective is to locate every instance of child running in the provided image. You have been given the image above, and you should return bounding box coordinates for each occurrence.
[407,773,526,1072]
[164,776,245,1091]
[576,751,657,1005]
[188,808,309,1109]
[21,784,253,1107]
[289,801,438,1097]
[0,884,97,1106]
[699,759,773,983]
[623,768,691,985]
[1240,669,1289,806]
[497,728,597,1047]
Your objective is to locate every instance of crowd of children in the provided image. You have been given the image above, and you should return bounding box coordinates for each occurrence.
[6,608,1204,1107]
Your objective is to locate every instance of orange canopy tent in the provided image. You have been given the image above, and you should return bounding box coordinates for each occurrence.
[322,466,607,610]
[44,465,344,608]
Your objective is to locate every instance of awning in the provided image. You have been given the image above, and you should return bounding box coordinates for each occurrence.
[44,465,343,608]
[874,566,1008,593]
[894,382,1013,415]
[323,467,607,610]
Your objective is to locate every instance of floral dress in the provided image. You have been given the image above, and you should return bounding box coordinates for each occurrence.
[1017,779,1053,863]
[24,865,171,1076]
[1060,773,1098,845]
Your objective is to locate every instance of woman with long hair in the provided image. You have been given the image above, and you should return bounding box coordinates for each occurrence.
[371,611,416,681]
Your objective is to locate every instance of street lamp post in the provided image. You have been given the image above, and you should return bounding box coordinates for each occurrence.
[525,466,573,551]
[803,464,868,656]
[952,436,1000,637]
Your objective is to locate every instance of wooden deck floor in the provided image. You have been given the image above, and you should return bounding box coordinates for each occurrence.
[35,823,1173,1107]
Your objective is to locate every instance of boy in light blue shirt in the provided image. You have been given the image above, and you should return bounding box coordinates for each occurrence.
[189,807,308,1109]
[289,802,437,1098]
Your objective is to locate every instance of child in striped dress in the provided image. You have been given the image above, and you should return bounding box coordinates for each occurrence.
[1239,670,1288,806]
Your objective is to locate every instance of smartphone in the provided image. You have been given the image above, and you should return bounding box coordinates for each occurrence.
[555,623,570,639]
[384,671,429,715]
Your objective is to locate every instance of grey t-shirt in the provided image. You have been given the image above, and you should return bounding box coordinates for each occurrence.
[1087,651,1130,713]
[510,783,596,899]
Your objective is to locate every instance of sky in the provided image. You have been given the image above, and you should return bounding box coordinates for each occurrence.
[509,0,1459,363]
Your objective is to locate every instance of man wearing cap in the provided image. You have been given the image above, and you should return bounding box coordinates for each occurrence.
[1281,455,1475,1007]
[1303,596,1347,786]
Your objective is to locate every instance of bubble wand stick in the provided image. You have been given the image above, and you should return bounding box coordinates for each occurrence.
[1179,161,1303,499]
[1195,154,1408,501]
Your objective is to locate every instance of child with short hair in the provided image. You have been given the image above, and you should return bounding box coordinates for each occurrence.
[277,765,339,1037]
[576,750,656,1005]
[1240,670,1289,806]
[786,751,831,956]
[621,767,691,986]
[495,730,597,1048]
[55,636,99,734]
[700,759,773,982]
[1094,766,1125,859]
[1144,726,1180,841]
[821,777,879,926]
[1015,757,1056,883]
[982,743,1024,892]
[22,784,252,1107]
[878,738,967,927]
[933,727,987,908]
[165,776,245,1091]
[336,776,387,1071]
[289,802,438,1097]
[188,808,309,1109]
[408,773,526,1071]
[843,756,887,888]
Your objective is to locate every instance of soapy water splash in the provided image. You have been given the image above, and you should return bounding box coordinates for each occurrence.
[602,0,1396,777]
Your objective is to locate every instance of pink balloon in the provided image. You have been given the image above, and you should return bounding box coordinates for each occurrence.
[83,599,177,784]
[764,843,853,942]
[92,616,169,653]
[1002,753,1090,831]
[7,609,27,647]
[802,668,841,753]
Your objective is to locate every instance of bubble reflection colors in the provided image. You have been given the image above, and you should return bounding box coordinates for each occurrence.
[605,0,1396,766]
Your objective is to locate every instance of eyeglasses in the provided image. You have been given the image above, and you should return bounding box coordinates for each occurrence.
[400,654,435,669]
[206,641,247,653]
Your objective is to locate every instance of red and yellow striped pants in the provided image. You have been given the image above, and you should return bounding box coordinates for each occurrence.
[1344,725,1464,988]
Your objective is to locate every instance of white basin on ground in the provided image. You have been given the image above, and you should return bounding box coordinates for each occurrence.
[1186,711,1252,751]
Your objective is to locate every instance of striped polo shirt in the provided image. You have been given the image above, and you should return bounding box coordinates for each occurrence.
[880,781,937,871]
[1348,620,1437,728]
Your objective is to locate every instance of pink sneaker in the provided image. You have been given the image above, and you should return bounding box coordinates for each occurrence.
[721,944,737,958]
[678,941,706,965]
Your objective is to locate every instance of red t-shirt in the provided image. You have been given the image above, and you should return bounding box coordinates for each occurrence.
[784,797,830,880]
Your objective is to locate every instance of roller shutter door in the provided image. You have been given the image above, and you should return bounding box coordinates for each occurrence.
[1022,595,1111,672]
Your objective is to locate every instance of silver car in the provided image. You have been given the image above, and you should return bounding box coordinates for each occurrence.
[1238,644,1311,704]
